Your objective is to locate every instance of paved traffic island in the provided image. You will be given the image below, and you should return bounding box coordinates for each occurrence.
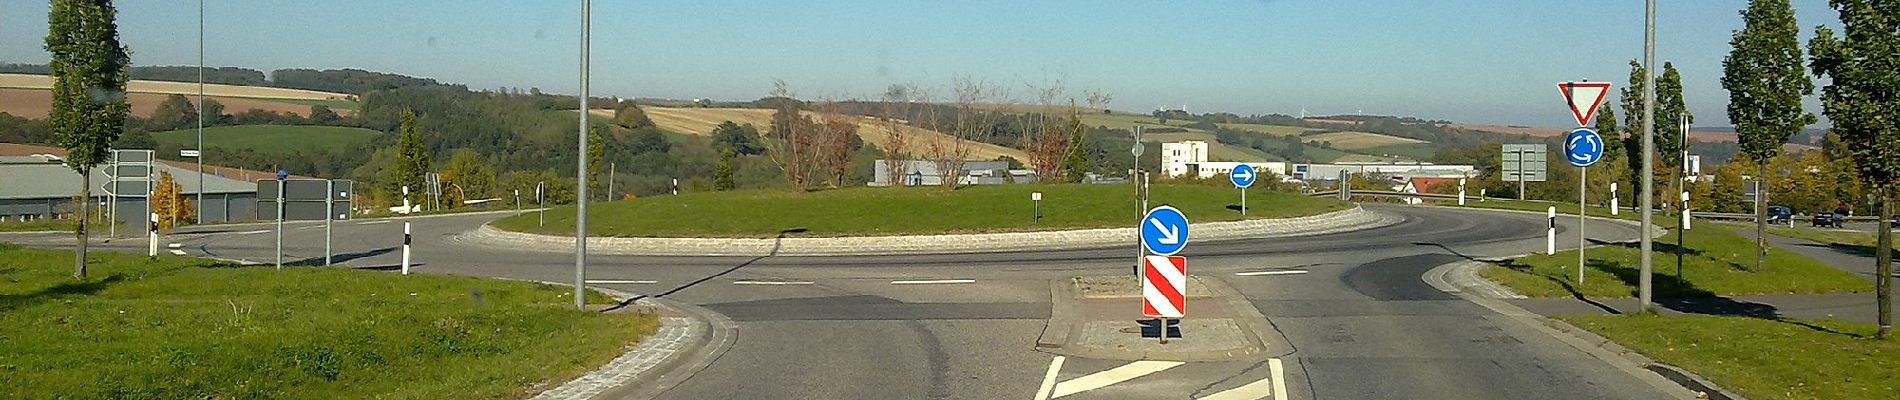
[473,184,1387,256]
[0,244,657,399]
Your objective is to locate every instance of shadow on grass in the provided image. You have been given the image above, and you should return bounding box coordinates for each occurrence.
[0,274,126,312]
[1506,252,1864,338]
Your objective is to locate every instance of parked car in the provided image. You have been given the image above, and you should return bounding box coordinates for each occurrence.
[1768,206,1793,226]
[1812,211,1843,228]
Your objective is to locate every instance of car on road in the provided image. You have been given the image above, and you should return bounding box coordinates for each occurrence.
[1812,211,1843,228]
[1768,206,1793,226]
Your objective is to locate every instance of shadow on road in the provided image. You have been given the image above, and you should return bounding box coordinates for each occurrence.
[602,228,802,313]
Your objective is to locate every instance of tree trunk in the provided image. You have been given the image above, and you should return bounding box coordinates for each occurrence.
[75,167,90,279]
[1756,163,1768,272]
[1877,186,1892,339]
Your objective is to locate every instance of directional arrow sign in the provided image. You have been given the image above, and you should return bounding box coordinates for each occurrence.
[1141,206,1189,256]
[1558,82,1613,128]
[1565,128,1604,167]
[1230,164,1257,188]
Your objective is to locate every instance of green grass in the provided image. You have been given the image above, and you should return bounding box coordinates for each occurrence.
[0,244,656,399]
[153,125,382,155]
[1745,223,1898,259]
[1481,222,1869,298]
[1215,123,1311,136]
[0,219,75,232]
[1559,314,1898,400]
[491,184,1351,238]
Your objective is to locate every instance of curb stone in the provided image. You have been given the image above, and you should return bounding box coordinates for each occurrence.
[1433,260,1743,400]
[458,206,1397,257]
[529,286,735,400]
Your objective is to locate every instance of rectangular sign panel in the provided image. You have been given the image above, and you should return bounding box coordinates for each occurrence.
[1501,144,1548,182]
[102,180,151,197]
[111,149,153,163]
[257,200,353,221]
[257,179,354,221]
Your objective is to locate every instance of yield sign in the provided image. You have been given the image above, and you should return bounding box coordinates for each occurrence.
[1558,82,1613,127]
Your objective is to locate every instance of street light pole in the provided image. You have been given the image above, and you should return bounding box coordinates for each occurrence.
[573,0,591,310]
[196,0,205,224]
[1638,0,1657,313]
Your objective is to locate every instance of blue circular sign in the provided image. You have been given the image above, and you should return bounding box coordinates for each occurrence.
[1230,164,1258,188]
[1141,206,1190,256]
[276,169,289,180]
[1564,128,1604,167]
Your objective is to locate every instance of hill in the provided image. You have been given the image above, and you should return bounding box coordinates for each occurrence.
[0,73,351,101]
[1076,112,1413,163]
[633,106,1031,162]
[152,125,381,155]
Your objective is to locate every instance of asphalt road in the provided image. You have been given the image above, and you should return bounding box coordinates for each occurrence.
[3,204,1685,399]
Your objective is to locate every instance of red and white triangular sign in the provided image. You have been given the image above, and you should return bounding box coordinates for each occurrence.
[1558,82,1613,127]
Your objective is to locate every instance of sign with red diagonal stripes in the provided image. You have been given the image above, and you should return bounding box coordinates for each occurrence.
[1142,255,1187,318]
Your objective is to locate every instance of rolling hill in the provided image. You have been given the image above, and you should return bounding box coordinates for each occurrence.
[152,125,381,155]
[0,73,356,119]
[627,107,1031,162]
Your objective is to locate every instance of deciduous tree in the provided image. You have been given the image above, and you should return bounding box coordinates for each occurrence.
[151,171,193,228]
[47,0,131,279]
[1724,0,1814,272]
[1810,0,1900,338]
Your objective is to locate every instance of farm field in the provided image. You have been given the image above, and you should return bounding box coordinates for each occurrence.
[0,89,341,119]
[0,73,351,101]
[1304,131,1425,150]
[1216,123,1310,136]
[152,125,381,155]
[639,107,1030,161]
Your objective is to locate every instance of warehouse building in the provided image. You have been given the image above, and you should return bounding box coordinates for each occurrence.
[0,150,259,225]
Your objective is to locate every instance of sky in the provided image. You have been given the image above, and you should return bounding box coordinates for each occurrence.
[0,0,1848,128]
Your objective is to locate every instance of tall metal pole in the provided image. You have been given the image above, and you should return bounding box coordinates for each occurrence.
[1677,115,1688,278]
[196,0,205,224]
[1638,0,1657,313]
[573,0,591,310]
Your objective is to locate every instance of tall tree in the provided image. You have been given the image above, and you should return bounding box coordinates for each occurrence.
[386,108,430,208]
[1724,0,1815,272]
[713,148,736,191]
[587,124,606,198]
[151,170,192,228]
[1810,0,1900,338]
[1618,60,1649,201]
[1063,109,1089,183]
[47,0,131,279]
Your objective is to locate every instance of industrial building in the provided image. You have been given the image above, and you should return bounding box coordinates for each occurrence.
[1158,140,1290,181]
[870,160,1035,186]
[0,144,260,225]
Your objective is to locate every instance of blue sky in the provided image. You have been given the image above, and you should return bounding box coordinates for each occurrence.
[0,0,1845,127]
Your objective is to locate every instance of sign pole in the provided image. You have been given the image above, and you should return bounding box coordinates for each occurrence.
[1517,150,1526,200]
[275,179,284,270]
[325,180,334,266]
[1240,186,1246,215]
[1159,317,1169,344]
[1579,166,1586,285]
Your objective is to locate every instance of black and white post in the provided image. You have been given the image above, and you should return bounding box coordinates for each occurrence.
[401,221,412,275]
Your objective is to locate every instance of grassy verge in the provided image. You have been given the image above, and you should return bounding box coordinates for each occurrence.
[491,184,1350,238]
[1481,222,1868,297]
[1559,314,1897,400]
[0,244,656,398]
[1744,222,1898,259]
[1430,198,1633,221]
[0,219,75,233]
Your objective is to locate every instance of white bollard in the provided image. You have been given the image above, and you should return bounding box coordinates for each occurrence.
[1681,191,1692,230]
[401,221,412,275]
[1547,207,1557,255]
[147,212,158,257]
[1480,188,1487,202]
[1610,182,1619,216]
[1458,178,1467,206]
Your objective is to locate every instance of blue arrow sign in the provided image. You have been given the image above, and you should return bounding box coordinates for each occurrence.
[1141,206,1190,256]
[1230,164,1257,188]
[1564,128,1604,167]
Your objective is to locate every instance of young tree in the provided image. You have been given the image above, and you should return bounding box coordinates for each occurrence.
[714,148,736,190]
[1656,62,1694,209]
[587,124,606,198]
[763,80,820,191]
[1724,0,1815,272]
[151,171,193,228]
[47,0,131,279]
[1063,108,1089,183]
[1811,2,1900,338]
[1618,60,1650,201]
[879,84,916,186]
[931,77,995,191]
[385,108,430,208]
[441,148,496,206]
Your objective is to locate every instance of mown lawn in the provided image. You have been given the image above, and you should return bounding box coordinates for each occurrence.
[492,184,1351,238]
[1482,223,1869,297]
[0,244,655,399]
[0,218,74,233]
[1560,314,1898,400]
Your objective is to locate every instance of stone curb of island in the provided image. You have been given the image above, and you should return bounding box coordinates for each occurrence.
[458,206,1398,257]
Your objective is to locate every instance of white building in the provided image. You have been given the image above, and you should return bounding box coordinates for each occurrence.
[1159,140,1288,180]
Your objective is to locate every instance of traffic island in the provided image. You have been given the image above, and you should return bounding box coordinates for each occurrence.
[1037,275,1291,361]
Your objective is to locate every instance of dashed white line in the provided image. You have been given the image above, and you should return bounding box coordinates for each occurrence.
[167,243,182,249]
[295,225,323,231]
[585,280,658,285]
[355,220,391,225]
[232,229,271,236]
[732,280,814,285]
[1050,360,1184,398]
[167,249,187,256]
[1235,270,1309,276]
[891,279,976,285]
[1032,356,1065,400]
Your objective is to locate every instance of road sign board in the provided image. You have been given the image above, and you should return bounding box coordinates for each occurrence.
[1141,255,1187,318]
[1501,144,1548,182]
[101,180,150,197]
[1141,206,1189,256]
[1131,142,1144,157]
[1230,164,1257,188]
[180,149,200,158]
[258,179,353,221]
[1558,82,1613,127]
[1564,128,1605,167]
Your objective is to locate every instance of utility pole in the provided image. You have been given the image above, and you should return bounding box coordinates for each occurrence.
[1638,0,1657,313]
[195,0,205,224]
[573,0,591,310]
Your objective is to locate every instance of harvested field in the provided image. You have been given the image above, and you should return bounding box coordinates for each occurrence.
[0,73,350,100]
[0,89,341,119]
[640,107,1030,161]
[1305,131,1426,150]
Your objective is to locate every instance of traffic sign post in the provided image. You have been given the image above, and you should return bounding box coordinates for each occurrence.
[1031,191,1042,224]
[1231,164,1256,215]
[1142,255,1187,344]
[1560,81,1611,286]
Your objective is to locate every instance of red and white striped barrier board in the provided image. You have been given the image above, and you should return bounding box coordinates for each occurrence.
[1142,255,1187,318]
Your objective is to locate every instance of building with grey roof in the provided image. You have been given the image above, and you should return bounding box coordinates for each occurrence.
[0,154,258,226]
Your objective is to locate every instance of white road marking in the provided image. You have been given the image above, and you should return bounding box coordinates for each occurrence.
[166,243,182,249]
[1270,358,1288,400]
[732,280,814,285]
[232,229,271,236]
[168,249,187,256]
[1032,356,1065,400]
[585,280,657,285]
[891,279,976,285]
[1235,270,1308,276]
[1050,360,1184,398]
[295,225,323,231]
[355,220,391,225]
[1199,376,1273,400]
